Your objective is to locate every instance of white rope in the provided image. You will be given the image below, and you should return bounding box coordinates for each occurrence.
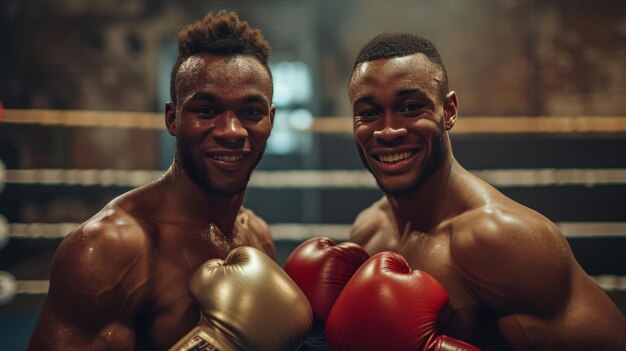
[592,275,626,292]
[4,168,626,188]
[1,275,624,298]
[5,109,626,134]
[4,221,626,240]
[3,169,164,188]
[249,170,376,188]
[16,280,49,295]
[269,224,352,240]
[471,169,626,188]
[558,222,626,238]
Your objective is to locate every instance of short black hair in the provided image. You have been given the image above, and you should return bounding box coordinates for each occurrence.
[352,32,448,99]
[170,10,272,103]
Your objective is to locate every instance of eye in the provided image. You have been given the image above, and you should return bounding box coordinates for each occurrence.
[195,107,219,118]
[241,107,266,120]
[399,103,424,116]
[355,109,381,121]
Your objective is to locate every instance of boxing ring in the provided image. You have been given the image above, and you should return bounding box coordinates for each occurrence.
[1,109,626,303]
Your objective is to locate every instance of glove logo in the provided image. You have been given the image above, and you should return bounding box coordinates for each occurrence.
[187,335,218,351]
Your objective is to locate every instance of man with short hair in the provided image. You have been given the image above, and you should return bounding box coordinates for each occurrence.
[344,32,626,350]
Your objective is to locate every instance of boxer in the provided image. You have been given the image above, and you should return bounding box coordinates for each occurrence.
[346,33,626,350]
[28,11,308,350]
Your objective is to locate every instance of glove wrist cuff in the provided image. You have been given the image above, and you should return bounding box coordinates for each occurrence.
[168,326,239,351]
[428,335,482,351]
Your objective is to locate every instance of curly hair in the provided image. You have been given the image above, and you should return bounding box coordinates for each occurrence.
[352,33,448,100]
[169,10,272,103]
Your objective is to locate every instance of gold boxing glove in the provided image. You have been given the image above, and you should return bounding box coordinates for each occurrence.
[169,246,313,351]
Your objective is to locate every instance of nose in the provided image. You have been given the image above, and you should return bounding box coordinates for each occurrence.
[373,112,407,143]
[212,111,248,143]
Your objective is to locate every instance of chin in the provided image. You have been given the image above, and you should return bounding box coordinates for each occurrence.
[205,176,251,196]
[376,178,417,197]
[205,183,247,197]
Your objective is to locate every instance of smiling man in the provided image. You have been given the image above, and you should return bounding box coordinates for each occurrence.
[343,33,626,350]
[28,11,313,351]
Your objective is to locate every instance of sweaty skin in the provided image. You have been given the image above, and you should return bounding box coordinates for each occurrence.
[349,53,626,350]
[28,54,276,351]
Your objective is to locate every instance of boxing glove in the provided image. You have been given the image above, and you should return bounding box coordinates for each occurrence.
[325,251,480,351]
[169,246,313,351]
[284,237,369,350]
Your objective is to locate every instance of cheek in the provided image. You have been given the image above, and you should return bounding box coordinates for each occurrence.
[412,118,440,138]
[249,121,273,141]
[179,116,204,133]
[353,124,372,146]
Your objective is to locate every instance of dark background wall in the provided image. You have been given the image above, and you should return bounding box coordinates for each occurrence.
[2,0,624,115]
[1,0,625,349]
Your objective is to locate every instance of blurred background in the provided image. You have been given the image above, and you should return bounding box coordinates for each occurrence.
[1,0,625,348]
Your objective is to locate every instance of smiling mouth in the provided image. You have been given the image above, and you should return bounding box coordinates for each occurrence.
[374,150,417,164]
[209,154,246,162]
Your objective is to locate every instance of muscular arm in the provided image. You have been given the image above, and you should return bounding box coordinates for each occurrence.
[452,209,626,350]
[28,213,151,351]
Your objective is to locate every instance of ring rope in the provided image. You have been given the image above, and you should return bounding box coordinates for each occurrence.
[4,109,626,134]
[2,275,624,297]
[4,222,626,240]
[3,168,626,189]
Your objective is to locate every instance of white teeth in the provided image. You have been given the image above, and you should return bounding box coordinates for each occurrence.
[212,155,244,162]
[378,152,413,163]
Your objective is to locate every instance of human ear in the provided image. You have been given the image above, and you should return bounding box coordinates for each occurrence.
[165,101,177,136]
[269,104,276,126]
[443,91,458,130]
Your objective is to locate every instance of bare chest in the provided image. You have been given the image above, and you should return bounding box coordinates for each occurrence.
[138,226,257,350]
[140,264,199,350]
[384,231,498,341]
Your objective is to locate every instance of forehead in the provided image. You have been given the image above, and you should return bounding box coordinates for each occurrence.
[349,53,443,101]
[176,54,272,100]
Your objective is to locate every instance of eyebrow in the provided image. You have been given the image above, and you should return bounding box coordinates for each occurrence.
[188,92,217,102]
[397,87,428,97]
[353,87,429,106]
[353,95,375,106]
[244,94,270,105]
[188,92,269,105]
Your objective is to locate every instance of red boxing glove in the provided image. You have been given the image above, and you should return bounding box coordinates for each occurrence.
[284,237,369,350]
[325,252,480,351]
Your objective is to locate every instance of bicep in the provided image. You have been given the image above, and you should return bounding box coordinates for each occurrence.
[28,230,144,350]
[29,296,136,351]
[497,269,626,350]
[451,214,620,348]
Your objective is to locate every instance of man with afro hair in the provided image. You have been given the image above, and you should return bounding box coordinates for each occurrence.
[29,11,313,351]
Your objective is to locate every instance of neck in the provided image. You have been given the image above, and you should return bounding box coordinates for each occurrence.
[161,161,244,235]
[387,157,458,235]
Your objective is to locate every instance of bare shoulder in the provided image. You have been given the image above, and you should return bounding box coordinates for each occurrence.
[238,207,270,235]
[450,185,626,348]
[50,203,154,315]
[450,204,572,313]
[350,196,393,245]
[238,206,275,258]
[29,202,155,349]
